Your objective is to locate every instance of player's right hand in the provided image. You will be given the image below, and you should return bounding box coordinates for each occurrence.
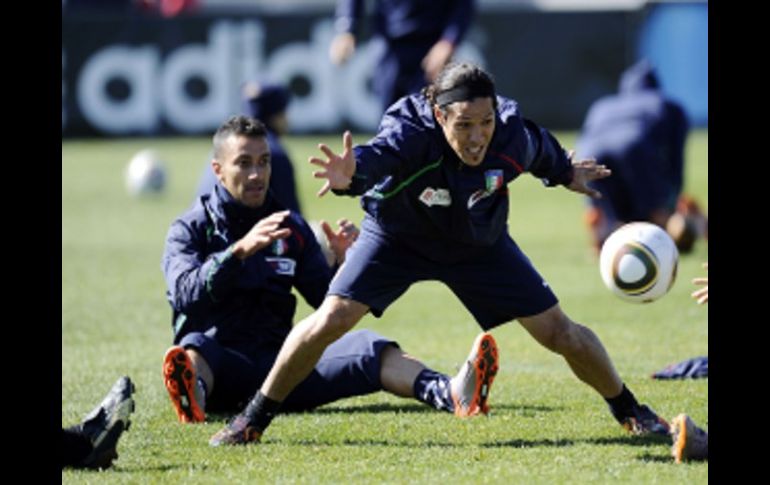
[231,210,291,259]
[310,131,356,197]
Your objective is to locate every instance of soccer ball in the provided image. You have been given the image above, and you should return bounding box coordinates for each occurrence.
[599,222,679,303]
[125,149,167,196]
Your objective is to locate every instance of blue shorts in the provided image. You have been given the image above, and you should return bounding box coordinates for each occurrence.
[328,221,558,329]
[179,329,395,413]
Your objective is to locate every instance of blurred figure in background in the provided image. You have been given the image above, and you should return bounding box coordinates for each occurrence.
[576,59,707,254]
[329,0,476,113]
[195,80,302,215]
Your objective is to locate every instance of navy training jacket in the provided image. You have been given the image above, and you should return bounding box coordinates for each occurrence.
[162,184,331,346]
[334,93,573,254]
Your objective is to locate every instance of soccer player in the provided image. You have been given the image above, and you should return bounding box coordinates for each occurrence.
[61,376,135,469]
[575,59,706,253]
[329,0,475,113]
[195,81,302,214]
[209,62,670,446]
[162,115,499,430]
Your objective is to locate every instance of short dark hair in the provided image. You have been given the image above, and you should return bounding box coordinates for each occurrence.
[422,62,497,113]
[212,115,268,158]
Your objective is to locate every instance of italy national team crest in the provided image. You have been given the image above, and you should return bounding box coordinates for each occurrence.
[268,239,295,275]
[468,169,504,209]
[272,239,288,255]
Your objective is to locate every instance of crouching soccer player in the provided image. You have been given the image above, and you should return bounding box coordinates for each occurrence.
[209,63,672,446]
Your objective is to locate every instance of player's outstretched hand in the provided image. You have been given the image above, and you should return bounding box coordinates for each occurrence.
[565,151,611,199]
[310,131,356,197]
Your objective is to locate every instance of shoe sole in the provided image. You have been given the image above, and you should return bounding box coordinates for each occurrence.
[671,415,689,463]
[163,346,205,423]
[454,333,499,417]
[82,377,136,468]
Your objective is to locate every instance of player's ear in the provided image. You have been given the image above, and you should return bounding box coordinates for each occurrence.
[433,104,447,127]
[212,158,224,180]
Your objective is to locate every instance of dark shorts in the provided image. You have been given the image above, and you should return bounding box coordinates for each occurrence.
[179,329,395,413]
[328,222,558,329]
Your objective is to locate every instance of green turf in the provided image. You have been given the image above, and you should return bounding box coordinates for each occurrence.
[62,131,708,483]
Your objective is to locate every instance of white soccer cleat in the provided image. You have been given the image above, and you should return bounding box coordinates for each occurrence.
[450,332,499,417]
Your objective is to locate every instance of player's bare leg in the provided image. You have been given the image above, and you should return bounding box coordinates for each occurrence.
[518,304,621,397]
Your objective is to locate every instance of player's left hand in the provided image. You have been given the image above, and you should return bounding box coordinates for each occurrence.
[565,151,611,198]
[321,218,359,265]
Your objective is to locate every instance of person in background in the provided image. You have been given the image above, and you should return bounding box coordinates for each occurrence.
[576,59,707,254]
[329,0,476,113]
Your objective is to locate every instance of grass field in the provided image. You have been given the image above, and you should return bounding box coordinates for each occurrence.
[62,131,708,483]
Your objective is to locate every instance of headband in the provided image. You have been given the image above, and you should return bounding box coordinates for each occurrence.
[435,83,495,107]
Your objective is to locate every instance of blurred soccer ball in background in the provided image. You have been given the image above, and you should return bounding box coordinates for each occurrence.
[599,222,679,303]
[125,149,167,196]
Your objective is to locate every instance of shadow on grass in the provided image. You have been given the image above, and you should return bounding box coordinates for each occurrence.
[267,437,465,448]
[111,463,198,473]
[583,434,671,447]
[481,438,574,449]
[264,433,671,452]
[636,452,676,463]
[492,403,564,413]
[305,402,563,415]
[311,403,431,414]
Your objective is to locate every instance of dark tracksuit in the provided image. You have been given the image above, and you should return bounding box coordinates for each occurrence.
[162,184,393,412]
[576,60,689,243]
[334,0,476,111]
[329,93,573,328]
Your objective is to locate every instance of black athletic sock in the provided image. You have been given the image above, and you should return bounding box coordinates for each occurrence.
[413,369,454,413]
[242,391,282,432]
[604,383,640,423]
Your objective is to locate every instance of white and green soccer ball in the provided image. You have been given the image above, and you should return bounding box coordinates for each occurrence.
[125,149,167,196]
[599,222,679,303]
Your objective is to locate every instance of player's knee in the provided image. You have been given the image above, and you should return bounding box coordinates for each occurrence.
[312,299,362,342]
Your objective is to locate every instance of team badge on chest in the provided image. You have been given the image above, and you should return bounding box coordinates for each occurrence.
[468,169,504,209]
